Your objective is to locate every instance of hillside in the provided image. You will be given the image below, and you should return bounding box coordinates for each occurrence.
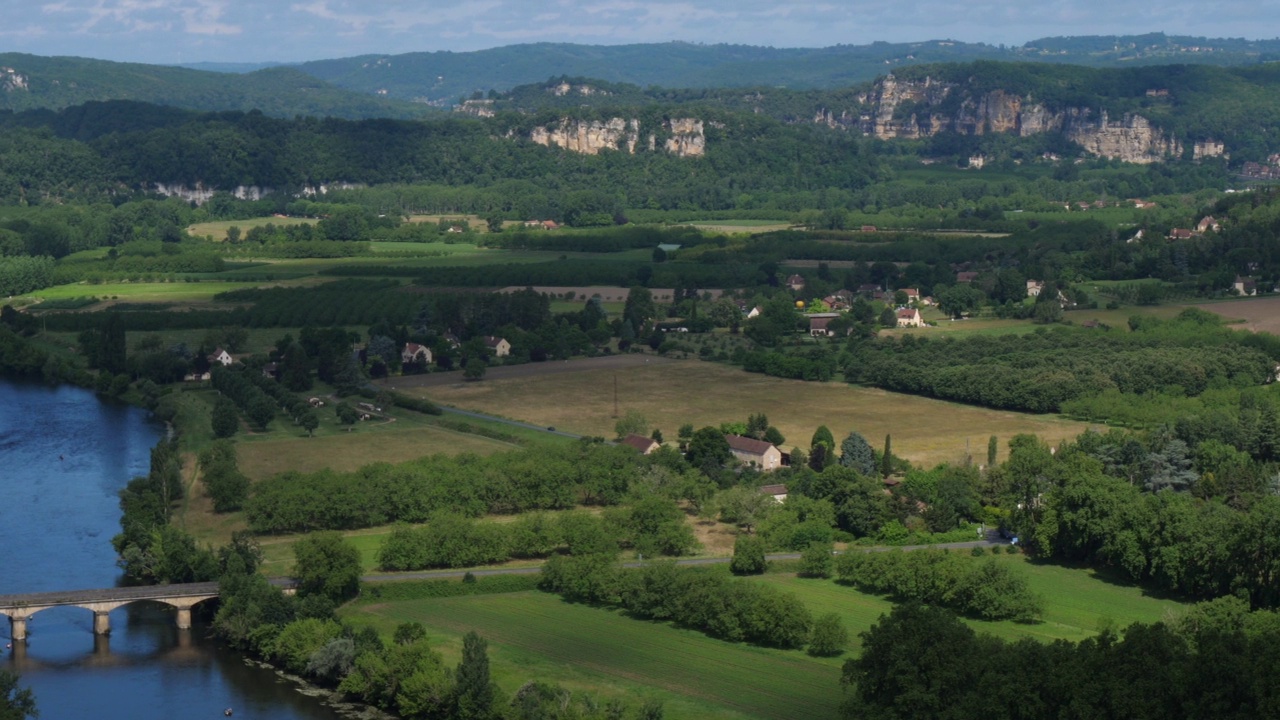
[0,53,433,119]
[295,34,1280,106]
[477,61,1280,164]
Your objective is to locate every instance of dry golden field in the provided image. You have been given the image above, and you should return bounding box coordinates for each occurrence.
[413,359,1093,467]
[1191,296,1280,333]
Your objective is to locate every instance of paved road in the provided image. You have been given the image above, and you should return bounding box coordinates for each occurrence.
[360,534,1007,583]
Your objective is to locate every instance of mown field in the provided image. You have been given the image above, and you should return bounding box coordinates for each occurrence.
[345,589,840,720]
[342,553,1188,720]
[414,359,1092,467]
[1191,295,1280,333]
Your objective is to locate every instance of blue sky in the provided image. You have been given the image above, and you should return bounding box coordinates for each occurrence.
[2,0,1270,64]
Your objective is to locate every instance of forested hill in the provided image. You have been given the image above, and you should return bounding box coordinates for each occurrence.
[0,54,433,119]
[295,33,1280,105]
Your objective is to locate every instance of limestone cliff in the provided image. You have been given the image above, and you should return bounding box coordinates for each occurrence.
[151,181,361,206]
[0,67,28,92]
[530,117,705,157]
[854,75,1186,164]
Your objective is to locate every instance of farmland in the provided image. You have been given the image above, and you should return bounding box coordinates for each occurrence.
[344,589,840,720]
[412,358,1093,467]
[342,552,1188,720]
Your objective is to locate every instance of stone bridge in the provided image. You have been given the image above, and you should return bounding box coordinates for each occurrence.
[0,579,295,641]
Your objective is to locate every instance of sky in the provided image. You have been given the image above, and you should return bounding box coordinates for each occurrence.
[0,0,1270,65]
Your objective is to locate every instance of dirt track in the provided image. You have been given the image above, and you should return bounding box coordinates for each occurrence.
[380,353,679,390]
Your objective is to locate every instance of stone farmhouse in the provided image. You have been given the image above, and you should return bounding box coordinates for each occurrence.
[726,434,782,471]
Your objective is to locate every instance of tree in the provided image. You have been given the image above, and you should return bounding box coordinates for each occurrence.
[808,443,830,472]
[937,284,984,319]
[800,541,833,578]
[225,225,241,243]
[879,306,898,327]
[764,426,786,447]
[987,435,999,468]
[730,534,767,576]
[881,435,893,479]
[623,286,657,330]
[0,669,37,720]
[293,531,361,604]
[614,409,648,439]
[212,396,239,438]
[685,427,731,474]
[746,412,770,439]
[455,631,496,720]
[463,356,487,381]
[839,431,876,476]
[808,613,849,657]
[299,409,320,437]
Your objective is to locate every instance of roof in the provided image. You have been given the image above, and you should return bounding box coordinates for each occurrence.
[758,484,789,496]
[955,272,979,282]
[725,434,777,456]
[482,336,507,348]
[787,274,805,283]
[403,342,427,353]
[620,434,659,452]
[896,308,919,318]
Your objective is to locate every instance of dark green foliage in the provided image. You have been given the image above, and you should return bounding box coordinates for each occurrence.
[0,669,37,720]
[247,442,642,533]
[807,613,849,657]
[455,631,496,720]
[211,396,239,438]
[800,542,834,578]
[199,440,250,512]
[730,534,767,575]
[542,559,814,649]
[838,431,876,475]
[685,426,732,475]
[842,600,1280,720]
[835,549,1044,621]
[293,531,362,604]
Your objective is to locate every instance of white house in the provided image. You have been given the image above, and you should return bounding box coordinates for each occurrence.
[896,308,923,328]
[208,348,233,366]
[483,336,511,357]
[401,342,432,365]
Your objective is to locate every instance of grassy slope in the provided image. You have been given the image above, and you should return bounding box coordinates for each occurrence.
[343,555,1187,720]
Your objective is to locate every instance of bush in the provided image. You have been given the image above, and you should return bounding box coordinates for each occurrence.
[730,534,767,575]
[835,549,1043,621]
[799,542,834,578]
[807,612,849,656]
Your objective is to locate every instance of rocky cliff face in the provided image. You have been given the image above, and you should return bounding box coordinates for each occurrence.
[0,67,28,92]
[530,117,706,157]
[856,75,1185,164]
[151,181,361,206]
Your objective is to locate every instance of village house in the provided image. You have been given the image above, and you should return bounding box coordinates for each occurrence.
[401,342,433,365]
[483,336,511,357]
[620,434,661,455]
[726,435,783,471]
[1234,277,1258,296]
[758,484,789,503]
[955,271,979,284]
[1197,216,1221,233]
[183,371,211,382]
[743,304,763,319]
[786,274,806,292]
[896,308,924,328]
[1027,280,1044,297]
[261,362,279,379]
[1168,228,1195,240]
[860,225,878,233]
[441,333,462,349]
[900,288,921,303]
[207,348,233,367]
[807,312,841,337]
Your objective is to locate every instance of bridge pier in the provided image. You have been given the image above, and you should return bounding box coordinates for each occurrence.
[176,607,192,630]
[9,615,26,642]
[93,612,111,635]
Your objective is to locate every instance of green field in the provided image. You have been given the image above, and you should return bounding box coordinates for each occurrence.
[344,590,839,720]
[753,553,1187,648]
[29,280,267,303]
[188,216,316,241]
[343,554,1188,720]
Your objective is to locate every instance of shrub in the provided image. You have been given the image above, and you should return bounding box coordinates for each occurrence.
[799,542,834,578]
[807,612,849,656]
[730,534,767,575]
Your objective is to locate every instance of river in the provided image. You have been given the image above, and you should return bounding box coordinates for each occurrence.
[0,380,341,720]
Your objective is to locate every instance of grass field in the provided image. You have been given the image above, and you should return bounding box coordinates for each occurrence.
[342,554,1188,720]
[344,590,840,720]
[1190,295,1280,332]
[29,280,266,303]
[414,360,1092,467]
[752,553,1187,649]
[188,216,316,241]
[686,220,794,234]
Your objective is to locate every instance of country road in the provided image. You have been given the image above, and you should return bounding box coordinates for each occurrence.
[359,534,1007,583]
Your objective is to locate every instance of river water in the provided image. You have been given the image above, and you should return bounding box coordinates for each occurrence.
[0,380,340,720]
